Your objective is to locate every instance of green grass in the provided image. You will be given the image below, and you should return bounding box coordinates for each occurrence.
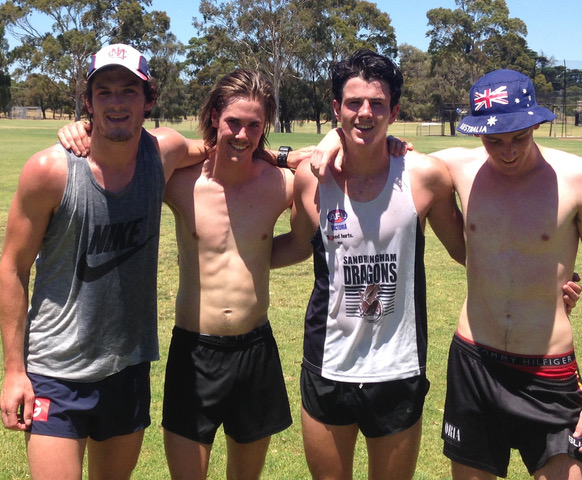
[1,118,582,479]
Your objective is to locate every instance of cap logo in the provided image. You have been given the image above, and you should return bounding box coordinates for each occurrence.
[474,86,509,111]
[108,46,128,61]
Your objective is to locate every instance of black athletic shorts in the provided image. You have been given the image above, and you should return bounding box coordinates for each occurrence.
[442,334,582,477]
[162,323,292,444]
[28,362,151,441]
[301,366,429,438]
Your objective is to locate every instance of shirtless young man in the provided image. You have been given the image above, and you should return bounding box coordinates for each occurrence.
[160,69,297,480]
[271,49,466,480]
[434,70,582,479]
[0,44,208,480]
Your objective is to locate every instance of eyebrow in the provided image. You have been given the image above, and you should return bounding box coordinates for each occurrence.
[343,95,386,103]
[224,115,264,124]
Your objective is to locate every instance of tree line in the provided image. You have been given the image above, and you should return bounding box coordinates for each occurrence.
[0,0,580,130]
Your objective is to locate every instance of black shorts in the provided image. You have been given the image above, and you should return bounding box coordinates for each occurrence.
[442,334,582,477]
[28,363,151,441]
[300,366,429,438]
[162,323,292,444]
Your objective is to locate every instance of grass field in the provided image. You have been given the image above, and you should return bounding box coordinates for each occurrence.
[1,119,582,479]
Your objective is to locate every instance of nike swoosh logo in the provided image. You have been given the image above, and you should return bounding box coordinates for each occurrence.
[76,234,157,282]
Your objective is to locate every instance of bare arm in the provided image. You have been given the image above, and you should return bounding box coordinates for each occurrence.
[148,128,207,181]
[57,122,208,181]
[428,187,466,266]
[0,147,66,431]
[412,154,465,265]
[257,145,315,170]
[309,128,413,182]
[271,159,319,268]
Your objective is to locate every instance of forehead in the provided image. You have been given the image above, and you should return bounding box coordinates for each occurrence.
[219,96,266,121]
[481,126,533,141]
[91,66,144,89]
[341,76,391,99]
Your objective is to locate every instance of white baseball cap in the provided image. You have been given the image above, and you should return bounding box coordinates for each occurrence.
[86,44,151,81]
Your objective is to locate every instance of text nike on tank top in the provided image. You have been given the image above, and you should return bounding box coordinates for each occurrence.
[26,130,165,381]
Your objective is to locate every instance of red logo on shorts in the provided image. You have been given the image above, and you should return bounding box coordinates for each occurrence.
[33,398,50,422]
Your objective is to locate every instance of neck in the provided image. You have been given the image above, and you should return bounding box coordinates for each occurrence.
[341,141,390,177]
[207,149,256,186]
[89,128,142,168]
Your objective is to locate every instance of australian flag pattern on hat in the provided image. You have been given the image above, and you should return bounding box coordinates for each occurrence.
[457,69,556,135]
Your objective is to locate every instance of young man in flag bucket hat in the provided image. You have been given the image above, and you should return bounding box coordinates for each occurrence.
[436,69,582,479]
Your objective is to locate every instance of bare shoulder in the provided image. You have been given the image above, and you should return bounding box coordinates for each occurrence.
[539,145,582,172]
[147,127,185,153]
[430,146,485,165]
[14,144,68,211]
[404,150,452,186]
[23,144,68,189]
[293,155,320,189]
[148,126,182,141]
[253,159,295,204]
[166,160,203,185]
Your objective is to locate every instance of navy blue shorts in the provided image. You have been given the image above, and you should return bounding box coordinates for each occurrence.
[28,362,151,441]
[162,323,292,444]
[301,366,429,438]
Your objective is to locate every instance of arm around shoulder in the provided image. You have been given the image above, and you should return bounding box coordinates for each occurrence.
[149,128,207,181]
[415,153,466,265]
[271,160,319,268]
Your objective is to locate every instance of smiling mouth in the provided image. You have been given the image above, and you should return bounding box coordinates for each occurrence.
[230,142,249,151]
[107,114,129,123]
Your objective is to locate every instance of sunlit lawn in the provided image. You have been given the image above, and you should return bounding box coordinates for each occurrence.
[0,118,581,479]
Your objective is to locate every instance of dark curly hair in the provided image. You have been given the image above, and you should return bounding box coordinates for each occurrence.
[332,49,402,110]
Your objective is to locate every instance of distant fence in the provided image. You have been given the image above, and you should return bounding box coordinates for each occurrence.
[10,106,42,120]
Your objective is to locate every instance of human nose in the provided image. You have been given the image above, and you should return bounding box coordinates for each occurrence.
[502,142,516,160]
[358,100,372,117]
[107,92,125,108]
[235,125,248,139]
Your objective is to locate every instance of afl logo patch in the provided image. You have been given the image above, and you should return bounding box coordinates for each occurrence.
[327,209,348,224]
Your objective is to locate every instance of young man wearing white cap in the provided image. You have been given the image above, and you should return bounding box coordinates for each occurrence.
[0,43,211,479]
[434,69,582,479]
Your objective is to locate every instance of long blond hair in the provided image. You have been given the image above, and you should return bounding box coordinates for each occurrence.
[199,69,276,155]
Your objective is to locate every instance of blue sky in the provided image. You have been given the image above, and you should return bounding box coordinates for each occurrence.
[7,1,581,66]
[150,0,582,65]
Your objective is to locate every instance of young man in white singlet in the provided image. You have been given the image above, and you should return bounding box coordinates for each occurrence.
[271,48,465,480]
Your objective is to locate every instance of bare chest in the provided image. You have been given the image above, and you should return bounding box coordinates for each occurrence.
[459,165,575,255]
[191,179,286,255]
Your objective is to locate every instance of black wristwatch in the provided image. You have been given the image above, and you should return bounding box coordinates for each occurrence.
[277,146,292,168]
